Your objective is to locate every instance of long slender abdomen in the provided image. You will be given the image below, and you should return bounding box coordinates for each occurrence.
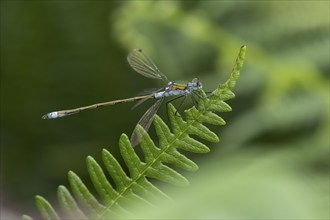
[41,94,154,119]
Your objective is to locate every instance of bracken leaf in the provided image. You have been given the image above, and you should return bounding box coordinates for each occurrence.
[25,45,246,219]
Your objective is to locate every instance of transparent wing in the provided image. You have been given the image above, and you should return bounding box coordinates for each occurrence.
[130,98,149,110]
[131,87,165,110]
[127,49,168,82]
[130,98,163,147]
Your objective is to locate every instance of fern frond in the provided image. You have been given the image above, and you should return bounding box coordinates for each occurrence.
[24,45,246,219]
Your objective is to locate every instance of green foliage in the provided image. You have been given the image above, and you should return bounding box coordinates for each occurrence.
[110,2,329,218]
[2,1,326,219]
[22,46,246,219]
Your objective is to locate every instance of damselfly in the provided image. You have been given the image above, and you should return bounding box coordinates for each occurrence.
[42,49,203,146]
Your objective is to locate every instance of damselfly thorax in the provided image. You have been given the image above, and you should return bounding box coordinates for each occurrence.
[154,80,202,99]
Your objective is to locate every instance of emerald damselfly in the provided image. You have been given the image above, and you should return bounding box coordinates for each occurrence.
[42,49,203,146]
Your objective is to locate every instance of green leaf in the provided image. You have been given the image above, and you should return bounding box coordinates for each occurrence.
[26,45,246,219]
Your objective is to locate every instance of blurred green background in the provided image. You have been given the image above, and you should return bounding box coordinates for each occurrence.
[1,1,329,219]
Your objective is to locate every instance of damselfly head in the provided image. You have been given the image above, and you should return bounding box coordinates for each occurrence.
[192,78,202,89]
